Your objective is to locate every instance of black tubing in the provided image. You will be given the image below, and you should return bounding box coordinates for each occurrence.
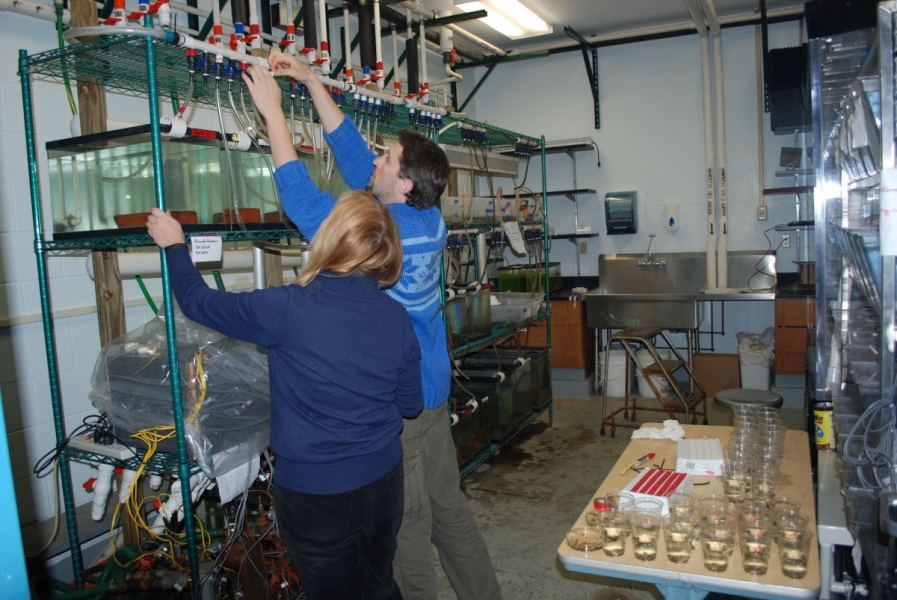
[231,0,246,26]
[302,0,317,49]
[357,1,375,69]
[405,35,419,94]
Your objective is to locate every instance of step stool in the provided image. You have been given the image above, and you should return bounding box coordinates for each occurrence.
[599,327,708,437]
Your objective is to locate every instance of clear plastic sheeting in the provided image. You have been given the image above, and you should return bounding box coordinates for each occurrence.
[90,307,271,477]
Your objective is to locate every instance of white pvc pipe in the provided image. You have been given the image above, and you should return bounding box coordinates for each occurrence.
[373,0,384,89]
[439,10,462,82]
[86,249,305,279]
[684,0,717,290]
[419,20,427,101]
[169,2,276,44]
[318,0,330,75]
[344,4,354,83]
[248,0,261,49]
[391,23,400,95]
[91,463,116,521]
[701,0,728,289]
[0,0,68,24]
[212,0,223,45]
[448,24,507,57]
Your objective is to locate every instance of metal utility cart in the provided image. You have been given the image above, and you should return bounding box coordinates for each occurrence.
[18,23,553,594]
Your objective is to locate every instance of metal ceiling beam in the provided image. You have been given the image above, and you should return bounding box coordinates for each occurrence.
[565,26,600,129]
[458,62,496,112]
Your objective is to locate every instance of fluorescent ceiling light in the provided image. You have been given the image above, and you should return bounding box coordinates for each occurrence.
[457,0,553,40]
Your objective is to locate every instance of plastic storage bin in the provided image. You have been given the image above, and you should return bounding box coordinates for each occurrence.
[491,292,543,324]
[462,368,523,444]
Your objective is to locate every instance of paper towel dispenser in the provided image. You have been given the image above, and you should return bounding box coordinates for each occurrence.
[605,191,637,235]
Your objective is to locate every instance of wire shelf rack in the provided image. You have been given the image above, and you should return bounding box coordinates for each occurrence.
[25,34,539,150]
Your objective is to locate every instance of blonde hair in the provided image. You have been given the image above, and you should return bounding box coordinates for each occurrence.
[295,190,402,288]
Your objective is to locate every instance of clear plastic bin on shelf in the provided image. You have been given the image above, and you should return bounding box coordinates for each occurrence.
[460,368,524,444]
[848,360,881,401]
[490,292,544,324]
[47,124,346,238]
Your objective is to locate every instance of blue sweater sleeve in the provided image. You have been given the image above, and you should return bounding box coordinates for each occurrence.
[166,247,287,348]
[274,159,337,241]
[396,316,423,418]
[323,114,376,190]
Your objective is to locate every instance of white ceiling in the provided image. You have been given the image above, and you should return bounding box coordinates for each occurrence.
[415,0,806,55]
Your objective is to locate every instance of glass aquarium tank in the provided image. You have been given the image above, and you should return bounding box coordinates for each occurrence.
[47,124,347,238]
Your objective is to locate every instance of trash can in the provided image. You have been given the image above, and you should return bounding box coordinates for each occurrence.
[736,328,775,391]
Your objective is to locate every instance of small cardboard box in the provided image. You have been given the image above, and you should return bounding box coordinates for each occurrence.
[622,469,692,515]
[693,353,740,401]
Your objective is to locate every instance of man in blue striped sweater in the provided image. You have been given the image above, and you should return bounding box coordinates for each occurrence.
[245,52,502,600]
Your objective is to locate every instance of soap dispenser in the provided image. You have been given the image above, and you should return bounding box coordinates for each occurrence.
[665,203,680,232]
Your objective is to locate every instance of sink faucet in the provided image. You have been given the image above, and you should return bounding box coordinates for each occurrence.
[637,234,665,267]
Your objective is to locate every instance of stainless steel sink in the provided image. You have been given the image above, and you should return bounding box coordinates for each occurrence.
[585,251,776,330]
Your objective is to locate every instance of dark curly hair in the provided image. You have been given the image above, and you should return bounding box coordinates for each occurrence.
[397,129,450,210]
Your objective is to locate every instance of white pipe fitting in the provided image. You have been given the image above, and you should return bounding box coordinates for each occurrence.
[160,115,188,138]
[91,463,116,521]
[118,469,137,503]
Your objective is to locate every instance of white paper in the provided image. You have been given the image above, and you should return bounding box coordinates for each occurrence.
[215,455,260,504]
[630,419,686,441]
[191,235,223,263]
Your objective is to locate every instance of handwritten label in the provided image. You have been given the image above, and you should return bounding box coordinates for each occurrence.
[191,236,222,263]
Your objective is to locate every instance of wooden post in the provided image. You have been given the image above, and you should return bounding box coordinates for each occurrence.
[92,251,126,347]
[71,0,108,136]
[264,251,283,288]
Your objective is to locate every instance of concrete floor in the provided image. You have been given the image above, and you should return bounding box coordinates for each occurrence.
[434,395,808,600]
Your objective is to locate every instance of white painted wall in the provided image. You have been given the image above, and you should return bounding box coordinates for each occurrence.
[465,21,809,276]
[0,4,808,536]
[462,21,809,355]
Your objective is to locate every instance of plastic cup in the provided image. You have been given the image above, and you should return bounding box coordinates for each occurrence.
[739,514,774,575]
[701,517,736,572]
[663,513,695,563]
[633,497,664,516]
[599,508,629,557]
[697,493,730,523]
[777,525,814,578]
[721,461,751,503]
[631,510,661,561]
[605,492,635,512]
[566,525,603,553]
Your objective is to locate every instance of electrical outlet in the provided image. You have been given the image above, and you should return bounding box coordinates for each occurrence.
[67,434,134,461]
[579,241,588,255]
[757,205,768,220]
[781,234,791,248]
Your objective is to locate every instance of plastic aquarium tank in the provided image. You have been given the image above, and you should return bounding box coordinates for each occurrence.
[47,124,348,237]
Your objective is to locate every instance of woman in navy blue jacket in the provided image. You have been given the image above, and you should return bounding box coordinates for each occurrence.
[147,191,422,600]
